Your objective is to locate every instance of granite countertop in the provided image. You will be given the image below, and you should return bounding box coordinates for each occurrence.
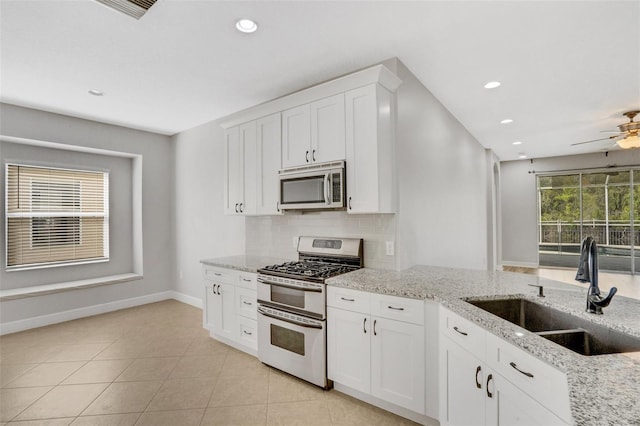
[200,255,290,274]
[326,265,640,425]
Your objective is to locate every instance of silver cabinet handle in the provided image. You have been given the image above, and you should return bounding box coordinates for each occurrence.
[373,319,377,336]
[340,297,355,302]
[486,374,493,398]
[312,149,316,162]
[387,306,404,311]
[453,326,468,336]
[363,317,367,334]
[475,365,482,389]
[510,362,534,378]
[305,150,310,162]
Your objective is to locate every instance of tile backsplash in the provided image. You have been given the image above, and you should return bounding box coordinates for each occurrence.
[245,211,397,270]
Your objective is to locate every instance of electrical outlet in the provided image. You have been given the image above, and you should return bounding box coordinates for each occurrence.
[292,236,299,249]
[385,241,395,256]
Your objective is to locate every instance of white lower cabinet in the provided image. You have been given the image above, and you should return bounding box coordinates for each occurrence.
[439,307,569,426]
[203,265,258,355]
[327,287,425,414]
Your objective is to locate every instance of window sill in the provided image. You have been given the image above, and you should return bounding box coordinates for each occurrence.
[0,273,143,301]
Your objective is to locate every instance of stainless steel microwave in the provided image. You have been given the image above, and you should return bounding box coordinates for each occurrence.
[278,161,345,211]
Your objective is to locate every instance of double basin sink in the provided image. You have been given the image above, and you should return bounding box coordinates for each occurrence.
[467,298,640,356]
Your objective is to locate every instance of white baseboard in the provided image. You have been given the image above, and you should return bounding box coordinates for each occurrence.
[170,291,203,309]
[0,291,202,335]
[500,261,539,269]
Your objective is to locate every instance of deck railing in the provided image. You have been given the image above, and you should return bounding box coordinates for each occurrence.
[539,221,640,248]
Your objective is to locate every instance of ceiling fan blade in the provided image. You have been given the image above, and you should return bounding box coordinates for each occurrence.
[571,135,618,146]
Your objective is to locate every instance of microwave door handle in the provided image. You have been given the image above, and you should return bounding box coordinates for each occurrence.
[324,173,330,205]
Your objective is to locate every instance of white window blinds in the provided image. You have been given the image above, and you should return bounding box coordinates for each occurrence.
[5,164,109,270]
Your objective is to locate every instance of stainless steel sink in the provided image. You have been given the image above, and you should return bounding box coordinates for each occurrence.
[467,298,640,356]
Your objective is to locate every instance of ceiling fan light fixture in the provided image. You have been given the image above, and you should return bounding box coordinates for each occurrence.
[617,134,640,149]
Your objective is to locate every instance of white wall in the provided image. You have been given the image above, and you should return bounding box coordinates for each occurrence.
[501,150,640,267]
[171,120,245,301]
[0,103,174,324]
[393,60,491,271]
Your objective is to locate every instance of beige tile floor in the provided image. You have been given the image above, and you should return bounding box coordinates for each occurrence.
[0,300,418,425]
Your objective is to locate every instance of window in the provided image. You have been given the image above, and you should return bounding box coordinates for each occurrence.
[537,169,639,273]
[5,164,109,270]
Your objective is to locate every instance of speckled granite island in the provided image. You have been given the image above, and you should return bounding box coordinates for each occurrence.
[326,265,640,425]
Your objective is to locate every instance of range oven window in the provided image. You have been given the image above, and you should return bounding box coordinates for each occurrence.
[270,324,305,356]
[271,286,305,309]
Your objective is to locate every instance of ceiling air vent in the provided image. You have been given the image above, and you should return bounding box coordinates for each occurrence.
[94,0,157,20]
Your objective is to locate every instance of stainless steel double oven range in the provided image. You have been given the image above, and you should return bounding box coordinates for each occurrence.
[257,236,363,389]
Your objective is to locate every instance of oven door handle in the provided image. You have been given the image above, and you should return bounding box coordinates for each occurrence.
[257,277,323,292]
[257,306,323,329]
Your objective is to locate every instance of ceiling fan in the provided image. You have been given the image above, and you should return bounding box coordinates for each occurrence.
[571,110,640,149]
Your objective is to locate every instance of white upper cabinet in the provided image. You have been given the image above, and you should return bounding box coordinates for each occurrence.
[282,93,346,168]
[345,84,396,214]
[224,126,243,215]
[225,114,282,216]
[256,113,282,215]
[282,104,311,168]
[311,93,346,163]
[240,121,257,215]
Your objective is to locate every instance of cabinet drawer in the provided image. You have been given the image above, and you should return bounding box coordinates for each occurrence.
[236,287,257,320]
[203,266,235,283]
[238,317,258,349]
[327,287,370,313]
[486,332,571,423]
[371,294,424,325]
[237,272,257,290]
[440,307,486,355]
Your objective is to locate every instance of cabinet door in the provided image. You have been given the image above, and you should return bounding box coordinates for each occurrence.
[204,284,216,330]
[345,84,395,214]
[487,373,567,426]
[310,93,345,163]
[224,127,243,215]
[211,282,236,341]
[282,104,311,168]
[440,337,486,426]
[240,121,257,215]
[371,317,425,414]
[327,307,371,394]
[256,113,282,215]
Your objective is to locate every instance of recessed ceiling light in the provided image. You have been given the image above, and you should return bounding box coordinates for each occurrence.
[88,89,104,96]
[518,153,527,159]
[501,119,513,124]
[484,81,501,89]
[236,18,258,33]
[512,141,523,145]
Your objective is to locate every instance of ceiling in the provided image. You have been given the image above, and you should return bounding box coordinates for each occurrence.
[1,1,638,161]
